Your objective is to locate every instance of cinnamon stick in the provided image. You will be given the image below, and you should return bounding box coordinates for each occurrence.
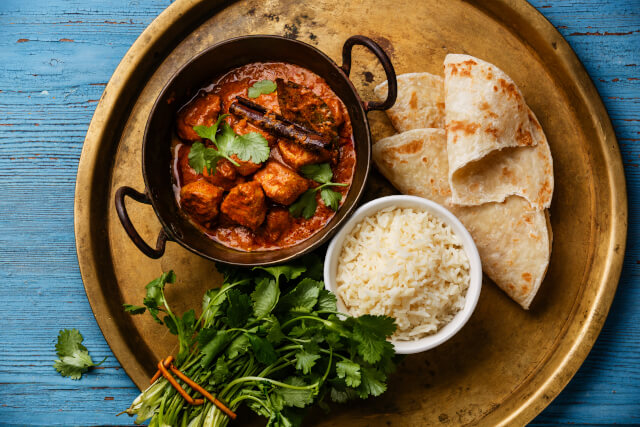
[230,97,331,151]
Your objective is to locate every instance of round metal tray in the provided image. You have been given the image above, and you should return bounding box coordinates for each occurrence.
[74,0,627,425]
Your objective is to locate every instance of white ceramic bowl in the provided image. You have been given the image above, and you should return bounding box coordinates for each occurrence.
[323,195,483,354]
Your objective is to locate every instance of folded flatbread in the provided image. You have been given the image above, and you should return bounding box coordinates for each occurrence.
[447,108,554,209]
[373,129,551,309]
[375,62,553,210]
[374,72,445,132]
[444,54,554,208]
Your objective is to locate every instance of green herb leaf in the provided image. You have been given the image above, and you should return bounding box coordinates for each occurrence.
[123,304,146,315]
[358,366,387,397]
[188,141,223,175]
[225,289,253,328]
[55,328,87,357]
[251,278,280,319]
[300,163,333,184]
[279,278,323,312]
[320,188,342,211]
[53,329,106,380]
[193,113,229,142]
[213,122,237,154]
[247,334,278,365]
[164,315,178,335]
[274,377,315,408]
[142,271,176,325]
[210,358,231,385]
[294,349,321,374]
[231,132,271,164]
[316,289,337,312]
[225,334,250,360]
[289,189,317,219]
[265,316,286,344]
[299,253,324,281]
[351,316,396,364]
[144,271,175,307]
[336,360,361,387]
[255,265,307,284]
[248,79,277,98]
[354,314,397,338]
[329,385,358,403]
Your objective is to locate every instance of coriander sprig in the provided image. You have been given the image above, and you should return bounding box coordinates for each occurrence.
[53,329,106,380]
[121,257,398,427]
[189,114,270,175]
[248,79,277,98]
[289,163,348,219]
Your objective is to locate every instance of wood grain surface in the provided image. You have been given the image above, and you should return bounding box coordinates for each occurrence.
[0,0,638,425]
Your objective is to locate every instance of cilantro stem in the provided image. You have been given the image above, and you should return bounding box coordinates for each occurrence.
[280,315,333,330]
[259,359,294,377]
[319,348,349,361]
[309,182,349,195]
[229,395,271,413]
[321,347,333,383]
[276,344,303,352]
[226,376,319,391]
[318,182,349,188]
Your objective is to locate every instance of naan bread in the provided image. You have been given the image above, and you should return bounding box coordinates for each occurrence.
[374,72,444,132]
[376,64,553,209]
[373,129,551,309]
[449,108,554,209]
[444,54,543,206]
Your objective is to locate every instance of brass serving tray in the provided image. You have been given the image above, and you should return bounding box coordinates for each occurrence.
[74,0,627,425]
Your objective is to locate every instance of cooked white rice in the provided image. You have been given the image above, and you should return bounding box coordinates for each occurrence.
[335,207,470,340]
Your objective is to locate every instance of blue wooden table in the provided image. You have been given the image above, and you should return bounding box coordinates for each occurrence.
[0,0,638,425]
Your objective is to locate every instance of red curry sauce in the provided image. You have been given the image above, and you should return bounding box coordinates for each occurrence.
[172,62,356,251]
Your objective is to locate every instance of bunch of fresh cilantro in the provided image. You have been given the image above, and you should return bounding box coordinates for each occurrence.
[122,255,398,427]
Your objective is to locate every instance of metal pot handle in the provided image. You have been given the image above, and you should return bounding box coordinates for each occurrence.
[115,186,170,259]
[340,35,397,112]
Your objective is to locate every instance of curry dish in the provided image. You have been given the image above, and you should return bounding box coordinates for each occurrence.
[172,62,356,251]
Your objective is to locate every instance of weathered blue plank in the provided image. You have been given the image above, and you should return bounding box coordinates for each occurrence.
[0,0,638,425]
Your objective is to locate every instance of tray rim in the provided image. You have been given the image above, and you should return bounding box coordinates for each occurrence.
[74,0,628,425]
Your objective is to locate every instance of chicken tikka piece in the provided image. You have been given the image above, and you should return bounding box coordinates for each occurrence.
[180,180,224,225]
[220,181,267,231]
[254,160,310,206]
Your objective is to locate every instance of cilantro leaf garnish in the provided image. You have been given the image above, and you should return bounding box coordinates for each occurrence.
[289,163,348,218]
[189,115,270,174]
[248,79,277,98]
[233,132,271,163]
[300,163,333,184]
[288,189,318,219]
[53,329,106,380]
[320,188,343,211]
